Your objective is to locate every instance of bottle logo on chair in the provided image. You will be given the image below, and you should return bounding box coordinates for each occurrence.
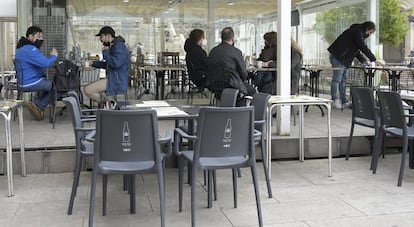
[122,121,132,152]
[223,118,232,149]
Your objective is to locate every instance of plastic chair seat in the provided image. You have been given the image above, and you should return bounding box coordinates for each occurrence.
[354,117,375,128]
[183,151,248,167]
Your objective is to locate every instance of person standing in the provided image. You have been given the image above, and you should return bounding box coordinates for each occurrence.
[184,29,208,91]
[207,27,256,105]
[328,21,381,109]
[85,26,130,108]
[15,26,58,120]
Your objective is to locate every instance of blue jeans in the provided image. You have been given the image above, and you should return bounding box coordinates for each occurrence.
[330,54,348,103]
[23,78,53,110]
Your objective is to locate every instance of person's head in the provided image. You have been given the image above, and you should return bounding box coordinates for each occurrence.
[95,26,116,46]
[221,27,235,45]
[189,29,206,46]
[25,26,43,48]
[362,21,376,38]
[263,31,277,47]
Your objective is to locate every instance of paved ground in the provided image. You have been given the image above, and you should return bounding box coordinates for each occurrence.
[1,154,414,227]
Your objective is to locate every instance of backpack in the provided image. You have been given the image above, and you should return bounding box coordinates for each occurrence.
[54,60,80,92]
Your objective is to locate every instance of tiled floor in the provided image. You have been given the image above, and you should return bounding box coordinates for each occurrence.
[1,155,414,226]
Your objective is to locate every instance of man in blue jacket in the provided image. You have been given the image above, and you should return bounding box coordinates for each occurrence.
[84,26,130,108]
[15,26,58,120]
[328,21,381,109]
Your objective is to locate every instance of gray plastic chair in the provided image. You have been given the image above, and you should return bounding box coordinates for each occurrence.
[251,92,273,198]
[219,88,239,107]
[174,106,263,227]
[88,109,171,227]
[346,87,381,171]
[63,96,95,215]
[67,90,98,119]
[374,91,414,186]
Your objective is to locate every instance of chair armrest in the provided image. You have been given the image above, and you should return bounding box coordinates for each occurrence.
[159,129,173,157]
[174,128,197,156]
[85,130,96,143]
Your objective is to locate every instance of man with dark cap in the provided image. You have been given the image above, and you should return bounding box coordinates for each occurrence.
[328,21,382,109]
[15,26,58,120]
[85,26,130,108]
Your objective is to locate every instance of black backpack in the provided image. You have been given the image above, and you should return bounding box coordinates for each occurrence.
[54,60,80,92]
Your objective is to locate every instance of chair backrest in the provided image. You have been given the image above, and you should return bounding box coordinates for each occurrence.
[94,109,162,164]
[377,91,406,129]
[219,88,239,107]
[350,87,376,121]
[194,106,255,164]
[63,96,86,149]
[67,90,82,110]
[251,92,270,129]
[13,59,24,88]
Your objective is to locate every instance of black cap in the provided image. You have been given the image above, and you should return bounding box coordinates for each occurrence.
[95,26,115,37]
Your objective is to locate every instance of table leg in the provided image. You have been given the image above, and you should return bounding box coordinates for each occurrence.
[299,105,304,162]
[18,106,26,176]
[1,112,14,196]
[266,105,274,180]
[326,103,332,177]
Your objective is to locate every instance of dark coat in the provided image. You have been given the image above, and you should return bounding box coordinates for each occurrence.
[92,36,130,96]
[328,23,376,67]
[257,46,277,68]
[184,39,208,90]
[207,42,248,95]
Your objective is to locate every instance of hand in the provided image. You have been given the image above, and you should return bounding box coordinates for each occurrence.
[50,47,58,57]
[375,60,384,66]
[102,46,109,51]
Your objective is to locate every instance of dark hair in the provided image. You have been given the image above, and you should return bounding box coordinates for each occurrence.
[95,26,116,37]
[26,26,43,37]
[263,31,277,47]
[362,21,376,32]
[221,27,234,42]
[189,29,204,43]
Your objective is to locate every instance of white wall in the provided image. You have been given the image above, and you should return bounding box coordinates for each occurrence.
[0,0,16,17]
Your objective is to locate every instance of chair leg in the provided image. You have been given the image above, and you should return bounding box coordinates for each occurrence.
[237,168,242,178]
[102,174,107,216]
[190,162,197,227]
[178,157,184,212]
[232,168,238,208]
[372,130,384,174]
[67,154,82,215]
[213,170,217,201]
[158,165,166,227]
[345,122,355,160]
[250,165,263,227]
[397,137,408,186]
[88,169,98,227]
[207,170,213,208]
[129,174,136,214]
[370,126,380,171]
[260,138,273,198]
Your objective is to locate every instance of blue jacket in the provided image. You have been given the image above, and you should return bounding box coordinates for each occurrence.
[15,37,57,88]
[92,36,130,96]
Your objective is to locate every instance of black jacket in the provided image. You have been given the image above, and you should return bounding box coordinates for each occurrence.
[207,42,248,95]
[328,23,376,67]
[184,39,208,89]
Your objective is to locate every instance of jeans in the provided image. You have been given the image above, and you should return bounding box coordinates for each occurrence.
[23,78,53,110]
[330,54,348,103]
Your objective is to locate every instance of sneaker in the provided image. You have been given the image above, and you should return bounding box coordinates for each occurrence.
[332,99,342,109]
[342,100,352,109]
[26,102,44,120]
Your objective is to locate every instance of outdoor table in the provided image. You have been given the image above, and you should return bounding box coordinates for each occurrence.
[0,99,26,197]
[139,65,186,100]
[301,65,341,115]
[265,95,332,179]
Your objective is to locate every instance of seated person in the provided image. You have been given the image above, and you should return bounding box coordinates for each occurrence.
[255,31,277,94]
[184,29,208,91]
[84,26,130,108]
[15,26,58,120]
[207,27,256,105]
